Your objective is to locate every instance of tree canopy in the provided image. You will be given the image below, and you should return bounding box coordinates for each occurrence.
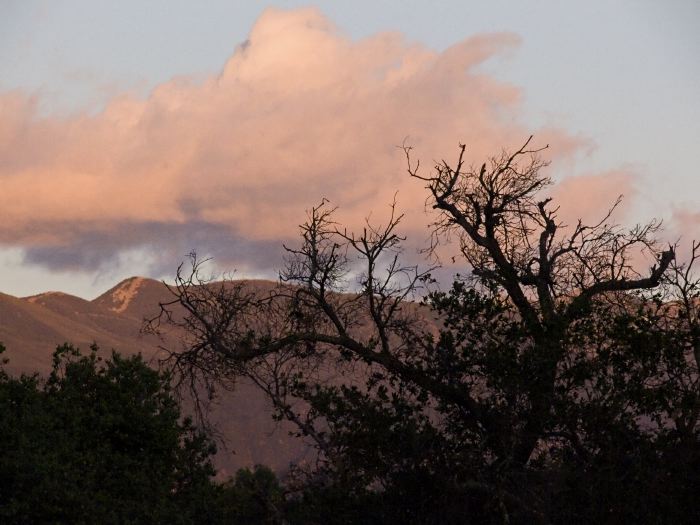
[149,138,699,523]
[0,343,262,524]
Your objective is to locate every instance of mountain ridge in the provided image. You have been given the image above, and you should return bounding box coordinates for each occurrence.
[0,276,307,477]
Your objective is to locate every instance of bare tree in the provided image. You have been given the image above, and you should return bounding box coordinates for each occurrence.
[406,136,674,324]
[405,136,674,464]
[147,138,693,522]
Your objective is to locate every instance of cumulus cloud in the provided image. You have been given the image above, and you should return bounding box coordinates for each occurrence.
[550,169,637,226]
[0,7,618,275]
[669,209,700,249]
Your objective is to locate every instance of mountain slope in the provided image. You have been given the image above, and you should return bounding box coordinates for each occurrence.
[0,277,307,476]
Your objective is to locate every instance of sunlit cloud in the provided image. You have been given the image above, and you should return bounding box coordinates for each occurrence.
[669,209,700,245]
[551,169,636,226]
[0,7,602,275]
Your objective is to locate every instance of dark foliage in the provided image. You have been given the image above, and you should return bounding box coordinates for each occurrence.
[146,139,700,523]
[0,343,285,524]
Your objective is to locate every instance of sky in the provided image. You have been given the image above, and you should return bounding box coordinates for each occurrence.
[1,0,699,299]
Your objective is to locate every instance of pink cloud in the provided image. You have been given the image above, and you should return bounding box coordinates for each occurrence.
[669,209,700,248]
[0,7,589,273]
[550,169,637,227]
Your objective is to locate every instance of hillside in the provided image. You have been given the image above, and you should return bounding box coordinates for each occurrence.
[0,277,309,477]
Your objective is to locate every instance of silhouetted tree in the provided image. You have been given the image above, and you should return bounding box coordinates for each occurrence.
[150,139,698,523]
[214,465,285,524]
[0,344,221,524]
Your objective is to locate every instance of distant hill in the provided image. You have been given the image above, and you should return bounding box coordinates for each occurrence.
[0,277,310,477]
